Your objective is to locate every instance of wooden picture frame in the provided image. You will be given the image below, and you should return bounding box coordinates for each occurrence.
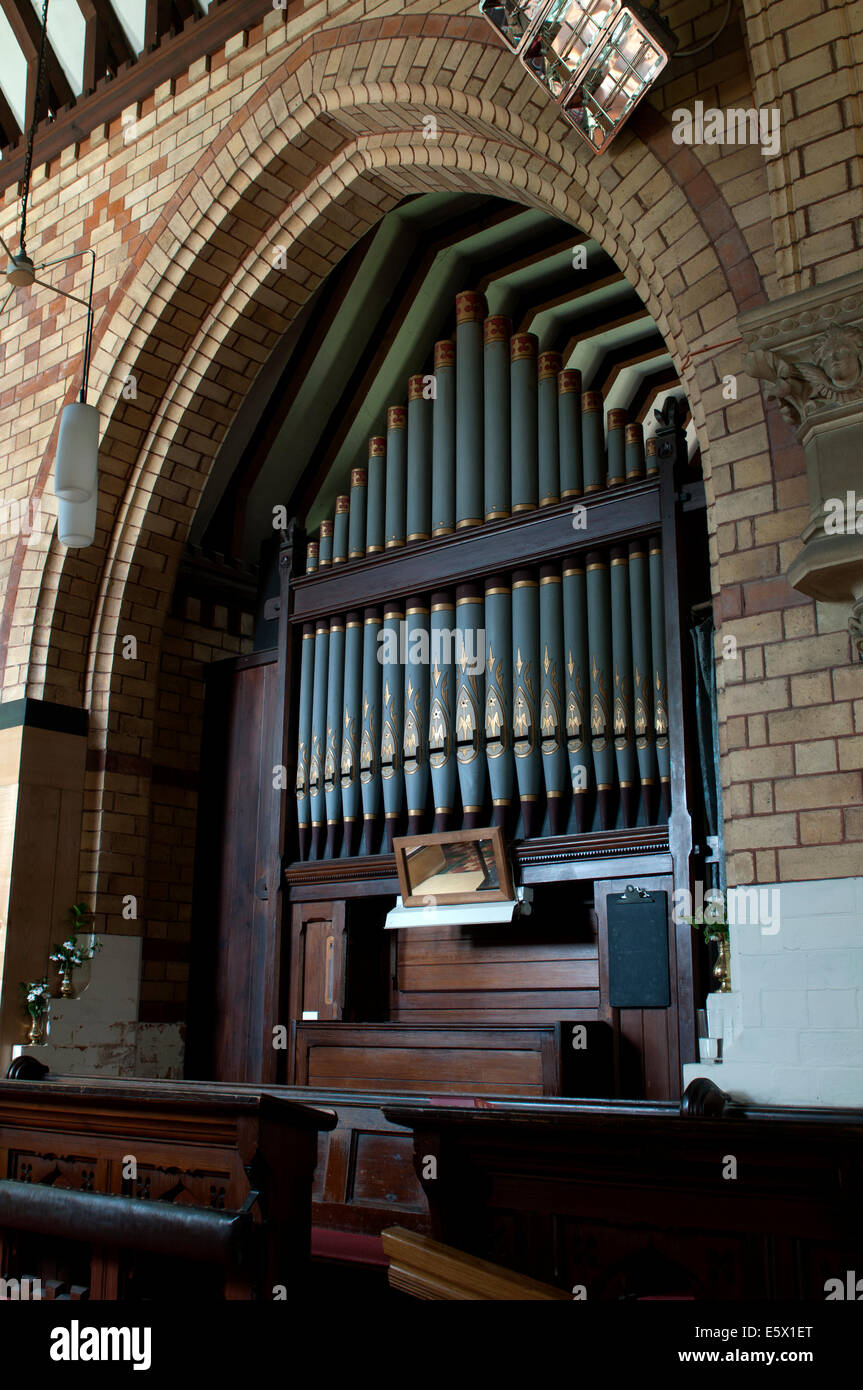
[393,826,515,908]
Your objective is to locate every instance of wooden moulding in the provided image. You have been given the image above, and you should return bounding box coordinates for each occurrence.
[289,479,661,623]
[284,824,672,898]
[381,1227,571,1300]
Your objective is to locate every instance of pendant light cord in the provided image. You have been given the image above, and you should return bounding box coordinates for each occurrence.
[19,0,51,257]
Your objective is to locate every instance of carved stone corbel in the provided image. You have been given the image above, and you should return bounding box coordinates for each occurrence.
[739,269,863,657]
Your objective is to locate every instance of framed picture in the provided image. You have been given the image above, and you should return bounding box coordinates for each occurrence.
[393,825,515,908]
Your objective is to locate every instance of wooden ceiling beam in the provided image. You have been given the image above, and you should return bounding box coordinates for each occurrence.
[89,0,138,70]
[5,0,74,116]
[0,82,21,149]
[0,0,37,128]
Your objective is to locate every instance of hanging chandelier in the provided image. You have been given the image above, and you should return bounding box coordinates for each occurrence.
[479,0,677,152]
[0,0,98,548]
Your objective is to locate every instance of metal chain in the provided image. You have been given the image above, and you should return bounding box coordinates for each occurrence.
[19,0,51,257]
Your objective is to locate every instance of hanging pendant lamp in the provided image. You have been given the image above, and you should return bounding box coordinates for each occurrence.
[0,0,99,543]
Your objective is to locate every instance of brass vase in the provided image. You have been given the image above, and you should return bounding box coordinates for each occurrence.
[27,1013,44,1045]
[712,935,731,993]
[60,969,73,999]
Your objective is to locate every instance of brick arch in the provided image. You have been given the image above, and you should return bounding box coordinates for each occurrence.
[4,64,769,908]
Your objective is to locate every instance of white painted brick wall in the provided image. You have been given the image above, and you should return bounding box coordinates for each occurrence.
[12,935,184,1079]
[684,877,863,1106]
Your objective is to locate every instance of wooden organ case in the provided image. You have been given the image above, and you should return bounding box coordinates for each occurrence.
[193,288,705,1204]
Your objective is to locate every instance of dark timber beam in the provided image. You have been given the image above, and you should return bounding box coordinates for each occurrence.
[5,0,74,116]
[89,0,138,70]
[0,0,37,128]
[0,84,21,150]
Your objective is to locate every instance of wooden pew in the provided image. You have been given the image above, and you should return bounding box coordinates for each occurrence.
[384,1080,863,1300]
[0,1076,336,1300]
[382,1226,571,1300]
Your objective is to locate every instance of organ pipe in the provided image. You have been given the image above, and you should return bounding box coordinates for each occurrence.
[333,495,349,566]
[324,615,346,857]
[348,468,367,560]
[295,622,315,860]
[649,534,671,818]
[628,539,656,821]
[625,421,645,481]
[558,369,583,499]
[455,583,485,827]
[380,602,404,850]
[539,562,568,834]
[537,351,562,507]
[306,541,318,574]
[586,551,614,829]
[366,436,385,554]
[404,601,430,835]
[429,591,456,832]
[340,611,363,857]
[610,546,636,828]
[484,316,511,521]
[511,334,538,512]
[455,292,486,530]
[309,619,330,859]
[385,406,407,550]
[360,608,382,854]
[562,557,593,833]
[582,391,604,494]
[484,575,513,829]
[319,518,333,569]
[512,569,542,839]
[407,376,432,542]
[431,341,456,536]
[606,409,627,488]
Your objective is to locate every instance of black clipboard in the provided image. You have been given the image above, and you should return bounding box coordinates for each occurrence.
[607,885,670,1009]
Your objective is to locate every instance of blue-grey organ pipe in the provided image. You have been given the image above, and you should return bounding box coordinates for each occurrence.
[296,622,315,860]
[484,576,513,828]
[484,315,511,521]
[429,592,456,831]
[380,602,404,849]
[385,406,407,549]
[324,617,345,856]
[511,333,538,512]
[512,570,542,839]
[403,602,430,834]
[431,341,456,536]
[360,608,382,854]
[340,611,363,856]
[558,368,583,498]
[309,619,330,858]
[455,291,486,530]
[366,436,385,554]
[539,563,568,834]
[407,375,433,542]
[538,351,562,506]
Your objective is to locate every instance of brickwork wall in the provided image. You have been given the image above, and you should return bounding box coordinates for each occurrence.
[0,0,857,1032]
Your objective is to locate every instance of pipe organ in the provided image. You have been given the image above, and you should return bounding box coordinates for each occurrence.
[292,289,674,861]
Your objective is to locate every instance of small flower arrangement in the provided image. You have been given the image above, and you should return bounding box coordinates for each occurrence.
[49,904,101,997]
[19,978,51,1044]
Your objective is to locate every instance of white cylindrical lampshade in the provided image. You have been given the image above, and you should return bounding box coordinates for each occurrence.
[55,402,99,502]
[57,491,96,548]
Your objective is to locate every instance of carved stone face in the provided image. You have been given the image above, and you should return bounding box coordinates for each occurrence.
[817,328,863,389]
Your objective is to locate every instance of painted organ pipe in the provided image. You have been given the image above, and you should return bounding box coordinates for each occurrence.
[380,602,404,850]
[626,421,645,481]
[404,601,430,835]
[484,316,511,521]
[431,341,456,536]
[456,292,486,530]
[455,583,485,827]
[340,611,363,857]
[306,541,318,574]
[360,608,382,854]
[512,569,542,839]
[539,563,568,834]
[606,409,627,488]
[385,406,407,550]
[628,539,656,821]
[562,557,593,833]
[366,436,385,554]
[324,615,345,857]
[348,468,367,560]
[319,518,333,568]
[511,334,538,512]
[649,534,671,818]
[538,352,562,507]
[586,551,614,829]
[484,576,513,828]
[558,369,583,499]
[407,376,432,542]
[333,494,350,566]
[295,622,315,860]
[309,619,330,858]
[645,435,659,478]
[582,391,605,494]
[610,546,637,828]
[429,591,456,831]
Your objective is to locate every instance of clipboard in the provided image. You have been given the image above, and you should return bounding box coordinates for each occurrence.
[607,885,670,1009]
